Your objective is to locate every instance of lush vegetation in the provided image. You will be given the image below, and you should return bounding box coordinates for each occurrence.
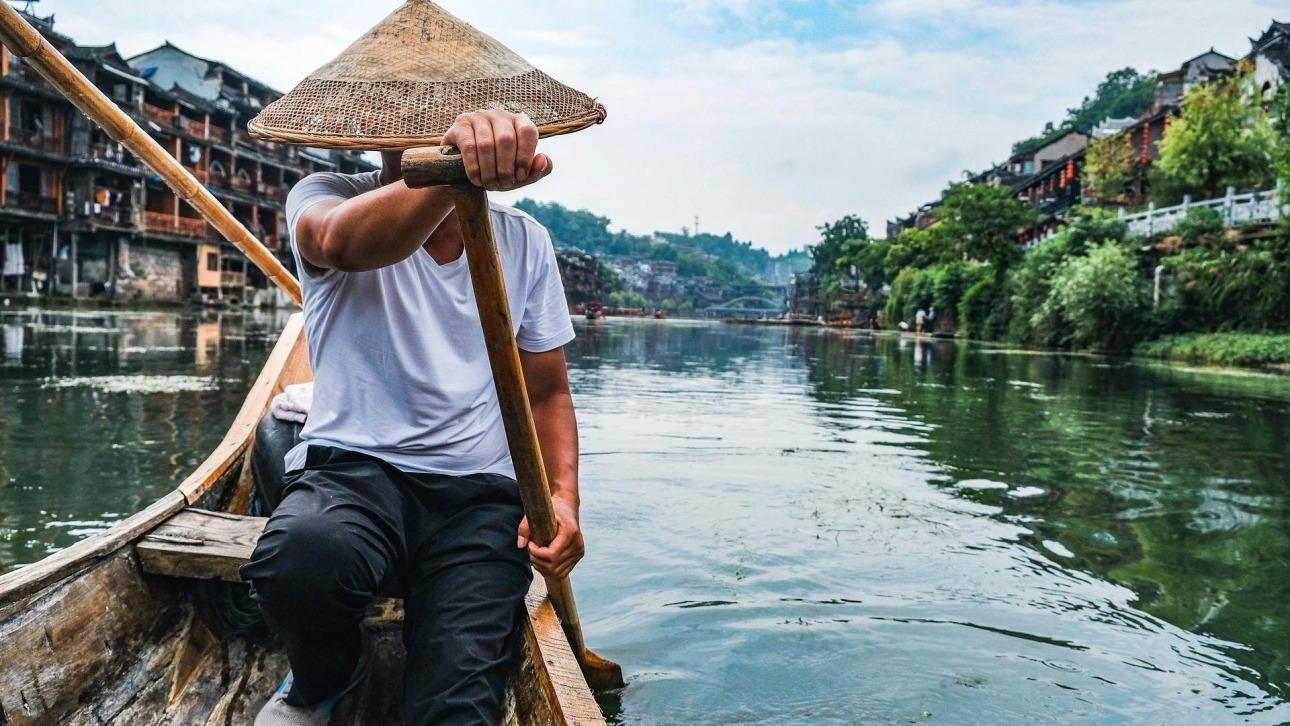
[805,66,1290,366]
[514,198,808,285]
[1012,68,1157,156]
[1083,131,1136,202]
[1136,333,1290,366]
[1152,64,1279,203]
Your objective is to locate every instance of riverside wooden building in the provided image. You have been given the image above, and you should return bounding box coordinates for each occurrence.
[0,10,375,304]
[886,22,1289,246]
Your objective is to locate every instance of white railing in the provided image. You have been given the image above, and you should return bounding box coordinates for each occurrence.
[1119,181,1284,237]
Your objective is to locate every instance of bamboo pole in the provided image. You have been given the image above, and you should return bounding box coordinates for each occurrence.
[0,4,301,305]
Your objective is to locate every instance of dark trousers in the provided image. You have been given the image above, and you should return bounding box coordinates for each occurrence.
[241,446,532,726]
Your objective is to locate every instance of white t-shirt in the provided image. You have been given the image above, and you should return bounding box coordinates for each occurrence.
[282,170,575,478]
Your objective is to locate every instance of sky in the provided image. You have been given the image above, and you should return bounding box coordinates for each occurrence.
[26,0,1287,254]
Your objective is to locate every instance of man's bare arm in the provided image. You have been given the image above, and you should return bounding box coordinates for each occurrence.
[516,347,583,579]
[294,110,554,273]
[295,185,455,272]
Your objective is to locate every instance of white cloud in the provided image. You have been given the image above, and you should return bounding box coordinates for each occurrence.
[31,0,1288,253]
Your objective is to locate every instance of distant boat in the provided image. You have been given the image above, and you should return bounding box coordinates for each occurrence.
[653,308,667,319]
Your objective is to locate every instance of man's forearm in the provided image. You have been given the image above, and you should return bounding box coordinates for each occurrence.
[530,390,580,506]
[316,182,455,271]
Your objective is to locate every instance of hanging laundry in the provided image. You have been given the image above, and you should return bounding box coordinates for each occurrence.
[3,241,23,277]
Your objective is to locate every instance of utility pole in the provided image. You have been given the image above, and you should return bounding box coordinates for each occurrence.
[693,215,699,237]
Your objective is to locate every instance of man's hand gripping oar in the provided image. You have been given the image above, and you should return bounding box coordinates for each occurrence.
[400,134,625,692]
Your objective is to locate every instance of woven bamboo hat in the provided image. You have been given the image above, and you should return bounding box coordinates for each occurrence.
[248,0,604,150]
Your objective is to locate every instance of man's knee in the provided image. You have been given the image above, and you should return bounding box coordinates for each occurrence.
[243,511,378,618]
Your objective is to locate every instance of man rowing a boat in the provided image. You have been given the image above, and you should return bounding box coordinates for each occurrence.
[238,2,608,724]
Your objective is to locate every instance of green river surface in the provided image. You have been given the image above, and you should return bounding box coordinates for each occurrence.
[1,308,1288,724]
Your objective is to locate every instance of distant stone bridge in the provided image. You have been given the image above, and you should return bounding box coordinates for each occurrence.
[702,295,786,319]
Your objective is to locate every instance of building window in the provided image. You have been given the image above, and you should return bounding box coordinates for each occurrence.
[206,252,218,272]
[18,99,43,133]
[16,163,41,195]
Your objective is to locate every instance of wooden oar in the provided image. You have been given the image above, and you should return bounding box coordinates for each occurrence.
[403,146,625,691]
[0,4,301,305]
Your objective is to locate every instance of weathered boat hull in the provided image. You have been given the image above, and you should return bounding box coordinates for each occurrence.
[0,314,603,725]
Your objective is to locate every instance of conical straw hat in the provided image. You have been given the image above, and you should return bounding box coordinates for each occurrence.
[248,0,604,150]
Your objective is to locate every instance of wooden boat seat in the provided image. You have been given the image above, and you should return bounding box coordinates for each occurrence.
[137,508,273,584]
[138,508,402,599]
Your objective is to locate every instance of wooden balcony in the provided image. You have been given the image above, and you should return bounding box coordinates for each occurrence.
[220,270,246,288]
[144,211,212,238]
[231,176,253,193]
[143,103,176,127]
[86,204,131,227]
[179,117,206,138]
[6,124,62,153]
[4,190,58,215]
[184,166,210,184]
[208,126,229,144]
[88,143,128,163]
[177,215,211,237]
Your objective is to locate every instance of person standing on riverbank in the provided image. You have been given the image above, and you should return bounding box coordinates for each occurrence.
[236,5,594,723]
[916,308,928,334]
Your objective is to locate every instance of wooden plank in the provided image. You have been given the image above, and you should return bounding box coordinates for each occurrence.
[0,552,170,725]
[137,509,266,582]
[521,578,606,726]
[0,491,187,610]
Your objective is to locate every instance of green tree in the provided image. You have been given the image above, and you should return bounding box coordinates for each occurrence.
[1154,66,1276,200]
[1005,209,1127,346]
[810,215,868,273]
[1065,67,1157,133]
[837,236,891,291]
[1083,131,1135,202]
[1040,241,1146,350]
[938,182,1034,273]
[810,214,870,299]
[1271,85,1290,189]
[885,224,957,272]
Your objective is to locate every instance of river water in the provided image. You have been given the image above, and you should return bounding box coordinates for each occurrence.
[2,309,1288,724]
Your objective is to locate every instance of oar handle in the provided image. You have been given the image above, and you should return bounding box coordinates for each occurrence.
[402,146,470,188]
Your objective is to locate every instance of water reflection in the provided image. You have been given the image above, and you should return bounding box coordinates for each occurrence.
[3,314,1289,723]
[0,307,292,567]
[565,320,1290,723]
[798,331,1290,698]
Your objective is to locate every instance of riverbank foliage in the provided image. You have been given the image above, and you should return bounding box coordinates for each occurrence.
[808,67,1290,359]
[1136,333,1290,366]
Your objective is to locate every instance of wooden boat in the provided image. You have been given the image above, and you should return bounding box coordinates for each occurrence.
[0,314,604,725]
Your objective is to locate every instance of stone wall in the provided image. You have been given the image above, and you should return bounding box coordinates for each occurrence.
[556,250,603,308]
[116,239,185,302]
